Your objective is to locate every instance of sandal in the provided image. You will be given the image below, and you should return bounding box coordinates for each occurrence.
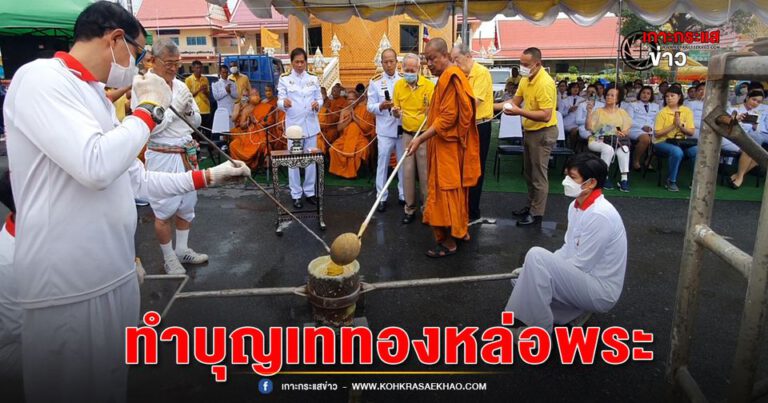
[426,244,457,258]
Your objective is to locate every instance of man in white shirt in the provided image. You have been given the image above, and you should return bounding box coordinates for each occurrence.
[573,85,604,151]
[505,153,627,333]
[3,3,250,401]
[369,48,404,212]
[684,82,705,138]
[136,39,207,275]
[211,64,239,137]
[277,48,323,209]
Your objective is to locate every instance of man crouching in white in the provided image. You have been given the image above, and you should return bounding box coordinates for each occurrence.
[4,3,250,401]
[505,153,627,333]
[136,38,208,274]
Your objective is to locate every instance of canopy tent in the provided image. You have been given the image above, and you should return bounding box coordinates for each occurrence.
[208,0,768,27]
[0,0,93,37]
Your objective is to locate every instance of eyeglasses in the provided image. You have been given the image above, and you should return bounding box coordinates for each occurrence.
[156,58,182,69]
[123,33,147,65]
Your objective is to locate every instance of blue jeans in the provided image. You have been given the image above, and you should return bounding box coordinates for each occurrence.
[654,142,698,183]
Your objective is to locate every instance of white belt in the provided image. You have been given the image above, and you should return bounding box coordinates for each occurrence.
[476,118,492,124]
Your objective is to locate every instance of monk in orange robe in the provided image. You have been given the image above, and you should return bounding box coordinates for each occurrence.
[263,85,287,151]
[318,85,350,154]
[407,38,480,257]
[329,88,376,178]
[229,89,275,170]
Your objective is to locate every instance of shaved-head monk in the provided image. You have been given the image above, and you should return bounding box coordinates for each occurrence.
[406,38,480,257]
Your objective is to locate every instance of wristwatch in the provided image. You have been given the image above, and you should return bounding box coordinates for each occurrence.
[136,103,165,124]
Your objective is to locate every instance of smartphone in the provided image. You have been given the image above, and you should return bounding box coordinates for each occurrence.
[743,114,759,124]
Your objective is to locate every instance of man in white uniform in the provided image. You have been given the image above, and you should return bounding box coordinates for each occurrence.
[505,153,627,333]
[684,82,705,138]
[136,38,207,275]
[211,64,239,138]
[369,48,404,212]
[3,3,250,401]
[277,47,323,209]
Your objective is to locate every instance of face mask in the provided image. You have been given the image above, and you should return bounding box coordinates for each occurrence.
[739,88,747,95]
[340,90,347,97]
[230,66,239,74]
[404,72,418,84]
[562,176,585,198]
[106,37,138,88]
[518,65,531,77]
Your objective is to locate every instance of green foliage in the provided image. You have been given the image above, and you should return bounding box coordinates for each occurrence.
[568,65,579,74]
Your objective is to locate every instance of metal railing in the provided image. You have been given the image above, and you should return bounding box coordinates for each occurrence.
[666,52,768,402]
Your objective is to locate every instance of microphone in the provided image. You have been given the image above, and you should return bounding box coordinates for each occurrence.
[384,89,392,116]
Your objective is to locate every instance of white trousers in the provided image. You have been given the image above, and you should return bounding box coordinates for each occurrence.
[22,277,140,403]
[145,150,197,221]
[289,135,317,199]
[505,247,615,333]
[588,141,630,175]
[376,135,404,201]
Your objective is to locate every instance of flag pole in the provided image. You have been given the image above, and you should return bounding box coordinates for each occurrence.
[462,0,469,45]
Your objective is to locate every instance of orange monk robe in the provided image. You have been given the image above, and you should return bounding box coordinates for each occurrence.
[229,102,275,170]
[317,98,349,154]
[422,65,481,242]
[265,97,287,150]
[328,101,376,179]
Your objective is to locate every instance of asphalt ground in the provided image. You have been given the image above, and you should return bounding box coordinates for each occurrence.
[119,179,767,403]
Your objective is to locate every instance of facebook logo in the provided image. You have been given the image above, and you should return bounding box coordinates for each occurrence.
[258,378,273,395]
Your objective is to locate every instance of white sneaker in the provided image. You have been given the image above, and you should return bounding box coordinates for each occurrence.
[176,248,209,264]
[164,257,186,275]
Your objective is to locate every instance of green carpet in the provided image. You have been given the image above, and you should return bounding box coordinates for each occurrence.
[202,122,765,202]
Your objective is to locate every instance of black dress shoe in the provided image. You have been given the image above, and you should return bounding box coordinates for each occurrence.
[401,213,416,224]
[512,206,530,216]
[293,199,303,209]
[516,214,542,226]
[398,198,406,206]
[377,201,387,212]
[305,196,317,205]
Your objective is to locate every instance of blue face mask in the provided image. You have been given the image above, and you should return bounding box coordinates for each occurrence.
[404,72,418,84]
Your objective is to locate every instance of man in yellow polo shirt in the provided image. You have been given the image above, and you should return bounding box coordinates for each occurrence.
[497,47,558,226]
[393,53,435,224]
[228,61,252,104]
[185,60,211,134]
[452,45,493,222]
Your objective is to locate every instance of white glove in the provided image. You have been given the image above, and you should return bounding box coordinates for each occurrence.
[172,89,194,114]
[207,160,251,185]
[135,257,146,284]
[132,72,171,108]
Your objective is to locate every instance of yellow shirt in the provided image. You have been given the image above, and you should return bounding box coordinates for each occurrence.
[229,74,252,104]
[185,74,211,114]
[468,62,493,120]
[654,105,695,143]
[588,107,632,143]
[393,75,435,133]
[507,76,521,86]
[514,69,558,131]
[113,94,129,122]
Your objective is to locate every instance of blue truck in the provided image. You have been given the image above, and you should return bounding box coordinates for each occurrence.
[222,54,285,96]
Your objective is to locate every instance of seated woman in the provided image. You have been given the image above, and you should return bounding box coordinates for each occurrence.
[328,88,376,179]
[585,87,633,192]
[727,90,766,189]
[625,86,659,170]
[653,86,697,192]
[559,83,584,146]
[573,85,604,153]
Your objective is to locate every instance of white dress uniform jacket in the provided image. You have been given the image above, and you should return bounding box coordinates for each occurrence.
[724,104,766,152]
[211,78,239,133]
[558,95,584,130]
[625,101,660,140]
[505,191,627,332]
[683,99,703,138]
[368,71,404,201]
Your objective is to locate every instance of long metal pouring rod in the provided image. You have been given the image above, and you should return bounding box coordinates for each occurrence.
[356,116,428,239]
[168,105,330,253]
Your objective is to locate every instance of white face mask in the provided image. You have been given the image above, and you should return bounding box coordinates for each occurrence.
[562,176,586,198]
[230,66,239,74]
[518,65,531,77]
[340,90,347,97]
[106,37,138,88]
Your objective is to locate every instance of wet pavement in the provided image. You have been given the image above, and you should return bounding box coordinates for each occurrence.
[127,182,766,402]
